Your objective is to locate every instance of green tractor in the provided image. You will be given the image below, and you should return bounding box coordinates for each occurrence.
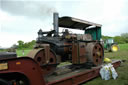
[104,38,119,52]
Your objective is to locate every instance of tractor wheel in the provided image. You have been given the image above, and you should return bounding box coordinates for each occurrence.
[110,44,119,52]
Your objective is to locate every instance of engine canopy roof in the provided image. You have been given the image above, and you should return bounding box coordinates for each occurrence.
[59,16,102,30]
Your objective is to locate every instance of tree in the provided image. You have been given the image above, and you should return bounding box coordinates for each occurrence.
[121,33,128,38]
[17,40,24,49]
[102,35,113,40]
[11,44,18,49]
[121,33,128,43]
[114,36,125,44]
[17,40,36,49]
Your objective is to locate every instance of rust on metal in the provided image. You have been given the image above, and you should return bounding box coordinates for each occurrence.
[46,60,121,85]
[0,57,46,85]
[0,57,121,85]
[86,43,104,66]
[27,46,57,76]
[72,42,87,64]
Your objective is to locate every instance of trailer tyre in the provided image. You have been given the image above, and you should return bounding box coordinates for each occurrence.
[0,79,11,85]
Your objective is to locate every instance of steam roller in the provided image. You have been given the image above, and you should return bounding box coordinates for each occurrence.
[27,13,104,76]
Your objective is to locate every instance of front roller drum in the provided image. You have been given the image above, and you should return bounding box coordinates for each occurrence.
[27,48,57,76]
[86,43,104,66]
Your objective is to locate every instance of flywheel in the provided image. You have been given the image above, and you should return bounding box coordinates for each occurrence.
[86,42,104,66]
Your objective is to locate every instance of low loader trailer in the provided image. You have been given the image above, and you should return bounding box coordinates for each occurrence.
[0,13,121,85]
[0,57,121,85]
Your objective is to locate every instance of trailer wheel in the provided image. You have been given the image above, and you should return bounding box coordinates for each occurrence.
[15,77,30,85]
[0,79,11,85]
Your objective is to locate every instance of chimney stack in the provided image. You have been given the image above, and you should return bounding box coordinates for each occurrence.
[53,12,59,37]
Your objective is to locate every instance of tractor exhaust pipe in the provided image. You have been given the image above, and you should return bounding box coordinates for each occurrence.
[53,12,59,37]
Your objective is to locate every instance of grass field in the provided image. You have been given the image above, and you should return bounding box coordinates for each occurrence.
[16,44,128,85]
[84,44,128,85]
[16,49,32,57]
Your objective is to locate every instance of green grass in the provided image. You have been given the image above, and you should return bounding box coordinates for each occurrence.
[105,44,128,60]
[16,49,32,57]
[84,61,128,85]
[119,44,128,51]
[83,43,128,85]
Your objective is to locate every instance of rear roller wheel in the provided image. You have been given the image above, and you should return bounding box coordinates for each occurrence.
[27,48,57,76]
[86,43,104,66]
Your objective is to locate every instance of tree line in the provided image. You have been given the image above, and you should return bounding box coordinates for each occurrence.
[102,33,128,44]
[17,40,36,49]
[15,33,128,49]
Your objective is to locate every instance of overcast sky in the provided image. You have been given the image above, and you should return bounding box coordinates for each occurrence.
[0,0,128,47]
